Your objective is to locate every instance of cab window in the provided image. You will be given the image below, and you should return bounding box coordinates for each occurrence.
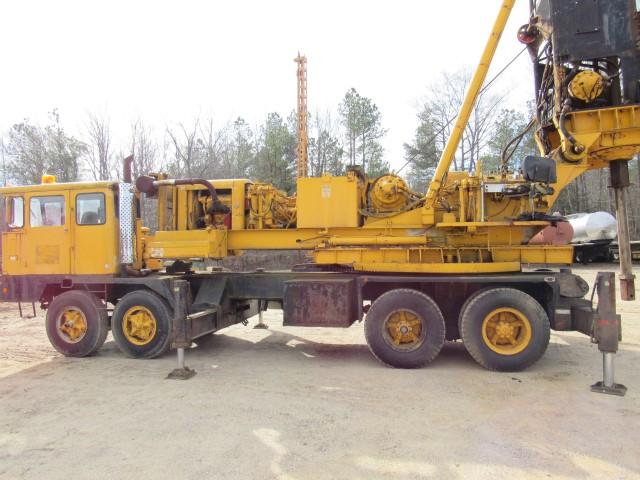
[30,196,65,227]
[76,193,106,225]
[6,196,24,228]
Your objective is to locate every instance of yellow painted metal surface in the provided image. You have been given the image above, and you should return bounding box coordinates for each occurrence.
[145,229,228,260]
[1,231,21,274]
[4,2,640,279]
[58,308,88,343]
[21,191,70,275]
[559,105,640,162]
[368,174,413,213]
[568,71,604,103]
[491,245,573,264]
[436,221,550,229]
[72,189,119,275]
[297,175,360,228]
[0,181,115,195]
[1,184,119,276]
[482,307,532,355]
[385,310,423,350]
[352,262,522,274]
[326,236,427,246]
[157,179,251,232]
[122,305,157,346]
[424,0,516,209]
[314,244,573,269]
[247,183,296,229]
[229,180,249,230]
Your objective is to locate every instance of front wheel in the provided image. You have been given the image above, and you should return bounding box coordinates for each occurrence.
[45,290,109,357]
[459,288,550,371]
[364,289,446,369]
[111,290,172,359]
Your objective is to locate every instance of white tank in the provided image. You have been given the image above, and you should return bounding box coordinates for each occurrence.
[567,212,618,244]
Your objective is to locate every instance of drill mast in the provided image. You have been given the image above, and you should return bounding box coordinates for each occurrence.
[295,53,309,179]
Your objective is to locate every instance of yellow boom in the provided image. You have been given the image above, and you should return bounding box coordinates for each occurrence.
[424,0,516,211]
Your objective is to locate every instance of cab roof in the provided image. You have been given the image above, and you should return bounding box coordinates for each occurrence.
[0,181,118,195]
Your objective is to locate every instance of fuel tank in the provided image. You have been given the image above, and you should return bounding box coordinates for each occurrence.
[566,212,618,244]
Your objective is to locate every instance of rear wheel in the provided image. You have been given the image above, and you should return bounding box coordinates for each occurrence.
[364,289,446,369]
[111,290,172,359]
[459,288,550,371]
[46,290,109,357]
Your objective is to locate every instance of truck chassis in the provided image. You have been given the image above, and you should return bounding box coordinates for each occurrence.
[0,266,621,389]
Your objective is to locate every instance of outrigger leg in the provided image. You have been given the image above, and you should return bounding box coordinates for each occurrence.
[590,272,627,396]
[167,279,196,380]
[254,300,269,329]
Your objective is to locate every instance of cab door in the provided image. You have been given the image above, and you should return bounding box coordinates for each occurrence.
[72,189,118,275]
[1,195,25,276]
[25,192,71,275]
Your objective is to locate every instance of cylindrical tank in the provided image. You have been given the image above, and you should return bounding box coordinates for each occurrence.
[567,212,618,244]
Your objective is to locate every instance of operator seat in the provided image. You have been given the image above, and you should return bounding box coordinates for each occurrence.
[80,212,100,225]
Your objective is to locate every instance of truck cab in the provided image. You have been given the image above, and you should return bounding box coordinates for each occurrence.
[0,179,120,295]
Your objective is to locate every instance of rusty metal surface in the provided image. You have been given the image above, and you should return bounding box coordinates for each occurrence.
[593,272,621,353]
[620,276,636,302]
[556,272,589,298]
[171,279,191,349]
[283,278,357,327]
[591,271,626,395]
[611,160,636,301]
[570,300,593,335]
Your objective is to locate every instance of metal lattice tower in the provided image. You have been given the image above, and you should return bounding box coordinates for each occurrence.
[295,53,308,178]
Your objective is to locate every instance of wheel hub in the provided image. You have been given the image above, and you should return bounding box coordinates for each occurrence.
[495,322,515,339]
[58,308,87,343]
[122,306,157,346]
[384,310,423,350]
[482,307,532,355]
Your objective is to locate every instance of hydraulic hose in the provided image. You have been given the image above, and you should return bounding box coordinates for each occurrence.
[135,176,230,214]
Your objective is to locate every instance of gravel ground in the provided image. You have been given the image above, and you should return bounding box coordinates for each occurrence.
[1,264,639,479]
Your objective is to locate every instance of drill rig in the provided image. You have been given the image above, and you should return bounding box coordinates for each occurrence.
[140,1,640,281]
[0,0,638,391]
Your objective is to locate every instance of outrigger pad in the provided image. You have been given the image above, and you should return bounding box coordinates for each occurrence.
[591,381,627,396]
[523,156,557,184]
[166,367,197,380]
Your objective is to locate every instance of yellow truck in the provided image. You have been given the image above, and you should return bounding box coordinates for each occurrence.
[0,0,638,394]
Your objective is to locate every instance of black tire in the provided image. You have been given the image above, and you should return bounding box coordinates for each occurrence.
[457,287,492,336]
[364,289,446,369]
[45,290,109,357]
[459,288,550,372]
[111,290,172,359]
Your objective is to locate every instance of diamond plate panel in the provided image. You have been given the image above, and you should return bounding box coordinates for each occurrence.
[119,183,136,264]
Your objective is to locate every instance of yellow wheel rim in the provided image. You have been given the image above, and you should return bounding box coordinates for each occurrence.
[57,308,88,343]
[384,309,424,351]
[122,306,157,346]
[481,307,532,355]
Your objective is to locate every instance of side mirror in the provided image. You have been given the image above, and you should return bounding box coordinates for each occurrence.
[523,156,557,184]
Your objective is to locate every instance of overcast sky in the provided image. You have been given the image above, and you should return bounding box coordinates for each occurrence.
[0,0,534,172]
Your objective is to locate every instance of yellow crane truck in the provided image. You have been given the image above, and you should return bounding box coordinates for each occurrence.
[1,0,638,393]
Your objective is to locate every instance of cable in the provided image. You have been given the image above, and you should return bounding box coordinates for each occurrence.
[398,46,528,175]
[499,117,536,174]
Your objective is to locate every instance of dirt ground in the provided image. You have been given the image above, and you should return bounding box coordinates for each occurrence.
[1,264,639,480]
